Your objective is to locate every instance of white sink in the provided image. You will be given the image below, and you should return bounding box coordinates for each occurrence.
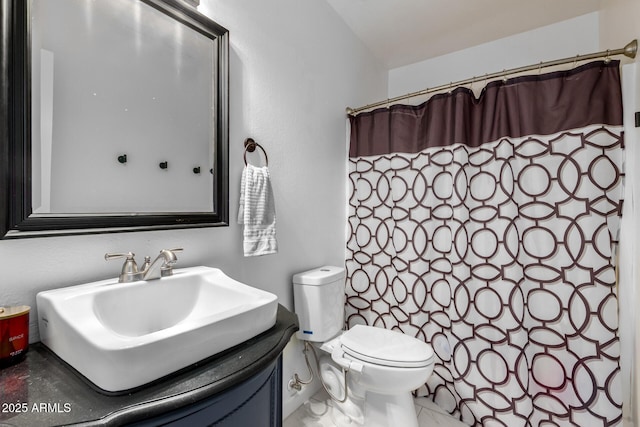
[36,266,278,392]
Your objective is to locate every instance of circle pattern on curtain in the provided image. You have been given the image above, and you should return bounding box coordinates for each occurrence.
[346,125,624,426]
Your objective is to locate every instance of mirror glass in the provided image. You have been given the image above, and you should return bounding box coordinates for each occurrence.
[0,0,229,237]
[32,0,215,213]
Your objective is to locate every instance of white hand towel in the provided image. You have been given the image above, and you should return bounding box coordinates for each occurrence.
[238,165,277,256]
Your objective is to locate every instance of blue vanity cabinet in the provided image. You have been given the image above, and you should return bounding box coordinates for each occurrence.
[130,358,282,427]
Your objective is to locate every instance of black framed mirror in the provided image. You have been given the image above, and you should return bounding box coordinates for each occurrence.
[0,0,229,238]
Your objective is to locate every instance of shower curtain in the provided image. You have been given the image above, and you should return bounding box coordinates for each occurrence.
[346,61,624,426]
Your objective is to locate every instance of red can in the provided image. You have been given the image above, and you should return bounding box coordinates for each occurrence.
[0,306,30,367]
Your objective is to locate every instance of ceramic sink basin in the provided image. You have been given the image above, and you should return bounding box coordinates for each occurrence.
[36,266,278,392]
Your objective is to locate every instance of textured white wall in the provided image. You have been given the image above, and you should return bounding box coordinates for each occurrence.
[388,13,600,99]
[0,0,386,418]
[598,0,640,52]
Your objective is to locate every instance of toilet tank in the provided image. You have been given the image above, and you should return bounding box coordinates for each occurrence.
[292,266,345,342]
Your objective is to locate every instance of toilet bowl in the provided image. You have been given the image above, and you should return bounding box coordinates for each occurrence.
[318,325,434,427]
[293,266,435,427]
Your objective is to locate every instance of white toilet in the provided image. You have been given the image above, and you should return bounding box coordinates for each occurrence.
[293,266,435,427]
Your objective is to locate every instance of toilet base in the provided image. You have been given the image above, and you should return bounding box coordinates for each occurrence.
[330,391,418,427]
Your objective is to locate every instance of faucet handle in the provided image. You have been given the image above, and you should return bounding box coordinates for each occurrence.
[163,248,183,264]
[105,252,141,283]
[159,248,183,277]
[105,251,136,262]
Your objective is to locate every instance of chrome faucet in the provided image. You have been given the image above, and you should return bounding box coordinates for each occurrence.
[105,248,183,283]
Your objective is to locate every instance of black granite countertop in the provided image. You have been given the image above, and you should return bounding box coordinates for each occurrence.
[0,304,298,427]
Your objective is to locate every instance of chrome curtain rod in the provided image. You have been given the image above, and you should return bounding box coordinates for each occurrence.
[346,39,638,116]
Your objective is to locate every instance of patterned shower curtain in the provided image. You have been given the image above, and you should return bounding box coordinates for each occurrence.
[345,61,624,426]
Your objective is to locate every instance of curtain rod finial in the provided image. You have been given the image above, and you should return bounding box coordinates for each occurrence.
[624,39,637,59]
[346,107,355,116]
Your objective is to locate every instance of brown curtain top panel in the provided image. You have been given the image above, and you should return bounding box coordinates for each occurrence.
[349,60,623,158]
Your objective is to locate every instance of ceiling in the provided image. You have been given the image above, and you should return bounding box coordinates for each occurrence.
[325,0,602,69]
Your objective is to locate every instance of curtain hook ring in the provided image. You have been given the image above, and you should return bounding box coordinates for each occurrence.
[501,70,508,84]
[572,54,579,68]
[604,49,611,64]
[538,61,543,74]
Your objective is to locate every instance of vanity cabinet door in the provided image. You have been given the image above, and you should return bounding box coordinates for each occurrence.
[212,359,282,427]
[130,358,282,427]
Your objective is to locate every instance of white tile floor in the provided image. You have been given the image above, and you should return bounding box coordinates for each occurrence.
[284,389,468,427]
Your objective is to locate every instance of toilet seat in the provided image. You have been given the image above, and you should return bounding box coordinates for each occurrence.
[339,325,434,368]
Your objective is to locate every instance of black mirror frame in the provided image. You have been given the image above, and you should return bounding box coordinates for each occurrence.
[0,0,229,239]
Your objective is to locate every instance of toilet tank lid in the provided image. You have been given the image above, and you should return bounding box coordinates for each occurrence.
[293,266,345,285]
